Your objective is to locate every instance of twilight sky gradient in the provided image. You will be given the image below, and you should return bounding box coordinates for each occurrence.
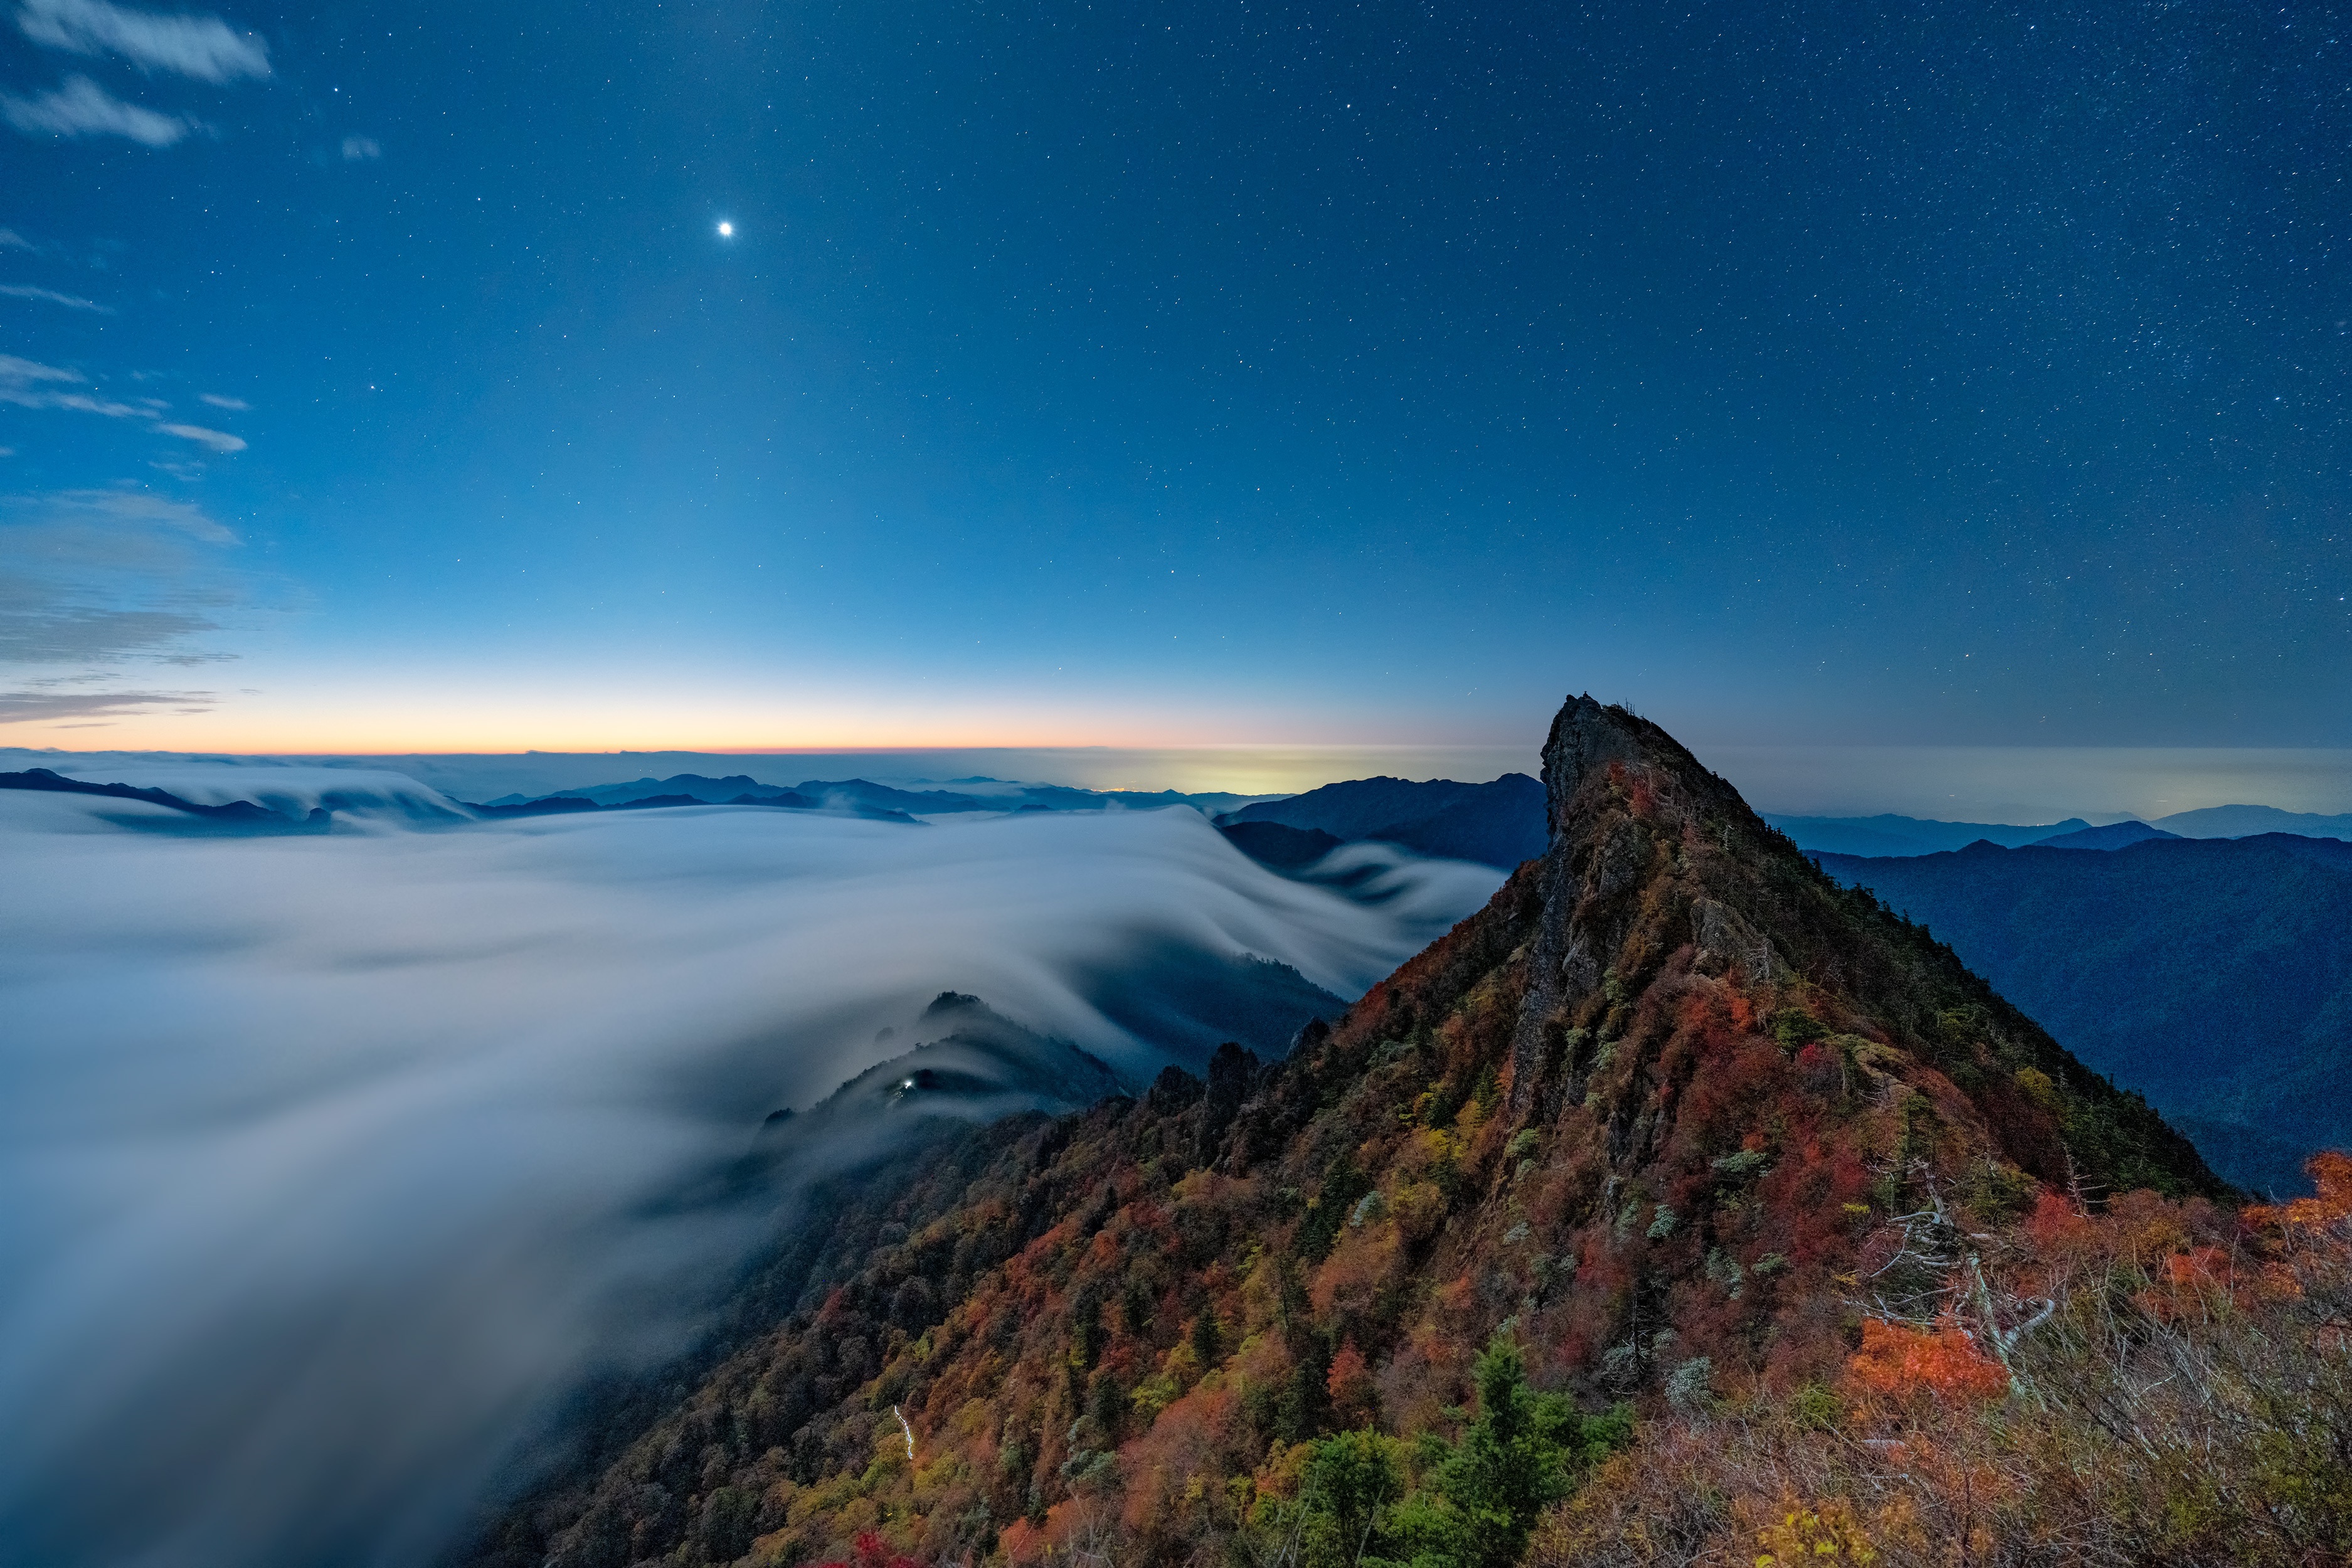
[1,0,2346,756]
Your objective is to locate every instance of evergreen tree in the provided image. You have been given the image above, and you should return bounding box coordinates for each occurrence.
[1426,1336,1584,1568]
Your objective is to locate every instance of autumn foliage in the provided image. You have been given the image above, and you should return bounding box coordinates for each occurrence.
[815,1533,919,1568]
[1845,1316,2008,1405]
[466,702,2262,1568]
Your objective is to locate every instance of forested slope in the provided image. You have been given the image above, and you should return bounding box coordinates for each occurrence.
[1813,834,2352,1194]
[467,700,2352,1568]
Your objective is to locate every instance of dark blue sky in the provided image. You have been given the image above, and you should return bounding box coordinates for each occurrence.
[3,0,2345,753]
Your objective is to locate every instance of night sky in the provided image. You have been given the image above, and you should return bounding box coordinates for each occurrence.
[2,0,2346,755]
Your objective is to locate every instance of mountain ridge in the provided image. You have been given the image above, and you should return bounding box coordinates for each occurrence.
[469,696,2227,1568]
[1219,774,1547,869]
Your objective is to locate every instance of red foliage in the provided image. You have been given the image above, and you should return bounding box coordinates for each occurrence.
[2024,1190,2094,1252]
[814,1531,921,1568]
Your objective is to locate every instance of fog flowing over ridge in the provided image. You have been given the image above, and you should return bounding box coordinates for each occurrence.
[0,791,1503,1568]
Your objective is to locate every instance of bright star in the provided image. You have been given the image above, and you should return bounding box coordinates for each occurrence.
[716,221,734,238]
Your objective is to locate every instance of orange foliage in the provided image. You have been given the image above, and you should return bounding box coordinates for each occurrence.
[1119,1385,1251,1538]
[997,1517,1048,1567]
[1846,1315,2008,1404]
[1310,1217,1402,1318]
[2249,1150,2352,1231]
[1327,1339,1377,1429]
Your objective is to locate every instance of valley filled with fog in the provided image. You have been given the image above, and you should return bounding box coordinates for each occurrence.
[0,783,1501,1567]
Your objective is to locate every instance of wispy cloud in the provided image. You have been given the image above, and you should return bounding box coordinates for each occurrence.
[8,485,238,546]
[0,352,144,416]
[156,421,243,453]
[0,684,216,720]
[340,134,378,161]
[198,391,246,410]
[0,352,76,392]
[0,603,223,665]
[0,358,255,450]
[0,487,242,695]
[0,281,112,312]
[1,75,191,145]
[0,228,31,250]
[15,0,269,83]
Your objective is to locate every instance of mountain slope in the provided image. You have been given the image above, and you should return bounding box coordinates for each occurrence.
[1811,834,2352,1194]
[1219,775,1547,869]
[469,698,2222,1568]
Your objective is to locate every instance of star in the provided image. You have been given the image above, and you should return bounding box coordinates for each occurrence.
[716,221,733,238]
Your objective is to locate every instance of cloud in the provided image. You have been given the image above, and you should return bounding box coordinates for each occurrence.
[1,75,190,145]
[339,134,378,160]
[14,0,269,82]
[197,391,245,410]
[0,352,144,416]
[0,352,77,392]
[0,601,223,665]
[55,389,146,415]
[0,228,31,250]
[0,682,215,720]
[0,281,112,312]
[0,487,243,682]
[0,800,1499,1564]
[156,421,244,453]
[9,485,238,544]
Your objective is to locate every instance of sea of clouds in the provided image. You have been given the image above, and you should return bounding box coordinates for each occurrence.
[0,783,1502,1568]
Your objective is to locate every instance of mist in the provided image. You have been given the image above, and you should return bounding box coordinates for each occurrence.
[0,787,1500,1568]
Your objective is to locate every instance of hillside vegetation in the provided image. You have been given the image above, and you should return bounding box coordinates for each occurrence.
[1813,834,2352,1195]
[473,701,2352,1568]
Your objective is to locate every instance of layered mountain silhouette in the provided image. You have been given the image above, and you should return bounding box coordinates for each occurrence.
[1214,820,1347,871]
[1772,805,2352,857]
[2026,820,2180,850]
[481,774,1269,817]
[1217,773,1547,869]
[0,766,371,833]
[1811,833,2352,1195]
[0,766,299,824]
[469,697,2218,1568]
[1761,813,2095,857]
[469,787,916,824]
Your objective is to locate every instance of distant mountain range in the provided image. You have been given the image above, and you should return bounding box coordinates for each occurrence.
[1769,805,2352,857]
[476,771,1558,872]
[2030,820,2181,850]
[1217,773,1547,869]
[479,773,1271,817]
[1811,834,2352,1195]
[1764,813,2094,856]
